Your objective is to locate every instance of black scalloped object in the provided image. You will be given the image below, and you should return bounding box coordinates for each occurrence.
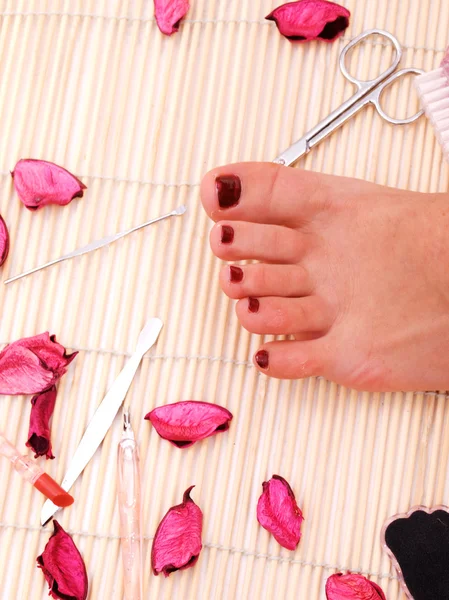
[382,506,449,600]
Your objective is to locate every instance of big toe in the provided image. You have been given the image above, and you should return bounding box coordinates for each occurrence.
[200,162,332,226]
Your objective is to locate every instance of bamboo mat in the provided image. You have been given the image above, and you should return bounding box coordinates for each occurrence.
[0,1,448,599]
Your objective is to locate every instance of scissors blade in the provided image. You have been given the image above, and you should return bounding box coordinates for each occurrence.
[273,137,309,167]
[4,205,187,285]
[40,318,163,526]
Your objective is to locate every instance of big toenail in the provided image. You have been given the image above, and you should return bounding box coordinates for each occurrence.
[230,266,243,282]
[248,297,259,313]
[221,225,234,244]
[216,175,241,208]
[255,350,269,369]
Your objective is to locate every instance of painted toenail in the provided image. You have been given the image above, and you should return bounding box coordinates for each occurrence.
[230,265,243,282]
[216,175,241,208]
[248,297,259,313]
[221,225,234,244]
[255,350,269,369]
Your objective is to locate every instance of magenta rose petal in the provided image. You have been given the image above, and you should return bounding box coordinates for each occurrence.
[0,345,56,395]
[154,0,190,35]
[0,215,9,267]
[266,0,350,42]
[37,520,88,600]
[26,386,57,459]
[326,573,387,599]
[256,475,304,551]
[0,333,77,395]
[14,333,78,379]
[11,159,86,210]
[145,400,233,448]
[152,486,203,577]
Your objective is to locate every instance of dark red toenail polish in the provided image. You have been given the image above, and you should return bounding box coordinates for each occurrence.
[216,175,241,208]
[255,350,269,369]
[248,297,259,313]
[221,225,234,244]
[230,265,243,283]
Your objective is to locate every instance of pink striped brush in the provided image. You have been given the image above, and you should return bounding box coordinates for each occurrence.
[415,52,449,161]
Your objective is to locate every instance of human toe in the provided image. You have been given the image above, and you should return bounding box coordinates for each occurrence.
[219,263,313,299]
[236,295,333,335]
[210,221,309,263]
[200,162,330,226]
[253,339,328,379]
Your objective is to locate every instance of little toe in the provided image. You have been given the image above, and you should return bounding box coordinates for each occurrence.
[201,162,331,226]
[210,221,308,263]
[220,263,312,299]
[236,296,332,335]
[253,339,328,379]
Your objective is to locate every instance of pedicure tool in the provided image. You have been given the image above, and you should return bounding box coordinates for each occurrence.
[381,505,449,600]
[40,318,163,525]
[4,205,187,284]
[0,432,74,507]
[415,66,449,162]
[273,29,424,167]
[117,408,143,600]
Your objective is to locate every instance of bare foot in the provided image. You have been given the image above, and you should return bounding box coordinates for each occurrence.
[200,163,449,392]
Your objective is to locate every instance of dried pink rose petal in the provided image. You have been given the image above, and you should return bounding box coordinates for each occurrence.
[154,0,190,35]
[37,520,88,600]
[152,486,203,576]
[26,386,57,459]
[257,474,304,550]
[266,0,350,42]
[0,215,9,267]
[0,333,77,395]
[145,400,233,448]
[326,573,386,600]
[11,159,86,210]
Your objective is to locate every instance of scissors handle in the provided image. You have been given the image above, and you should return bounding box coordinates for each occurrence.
[339,29,402,91]
[368,67,425,125]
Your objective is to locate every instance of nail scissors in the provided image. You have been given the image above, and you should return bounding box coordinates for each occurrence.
[273,29,425,167]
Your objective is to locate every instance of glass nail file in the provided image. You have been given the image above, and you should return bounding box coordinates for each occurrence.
[4,205,187,284]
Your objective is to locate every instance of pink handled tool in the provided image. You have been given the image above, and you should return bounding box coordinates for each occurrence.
[0,432,74,507]
[117,409,143,600]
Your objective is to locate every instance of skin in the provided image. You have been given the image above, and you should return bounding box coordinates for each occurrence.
[200,162,449,392]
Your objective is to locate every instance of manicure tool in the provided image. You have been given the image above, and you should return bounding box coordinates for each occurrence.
[0,432,74,507]
[4,205,187,284]
[415,67,449,162]
[40,318,163,525]
[273,29,424,167]
[117,409,143,600]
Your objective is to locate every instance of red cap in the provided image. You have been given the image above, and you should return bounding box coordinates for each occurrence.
[34,473,74,507]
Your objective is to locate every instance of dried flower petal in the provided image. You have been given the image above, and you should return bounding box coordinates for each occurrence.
[0,215,9,267]
[14,333,77,378]
[37,520,88,600]
[0,333,77,395]
[266,0,350,42]
[26,386,57,459]
[154,0,190,35]
[11,159,86,211]
[326,573,386,600]
[145,400,233,448]
[257,474,304,550]
[152,486,203,576]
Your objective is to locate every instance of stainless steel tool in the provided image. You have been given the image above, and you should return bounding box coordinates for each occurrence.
[273,29,424,167]
[5,205,186,284]
[40,318,163,525]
